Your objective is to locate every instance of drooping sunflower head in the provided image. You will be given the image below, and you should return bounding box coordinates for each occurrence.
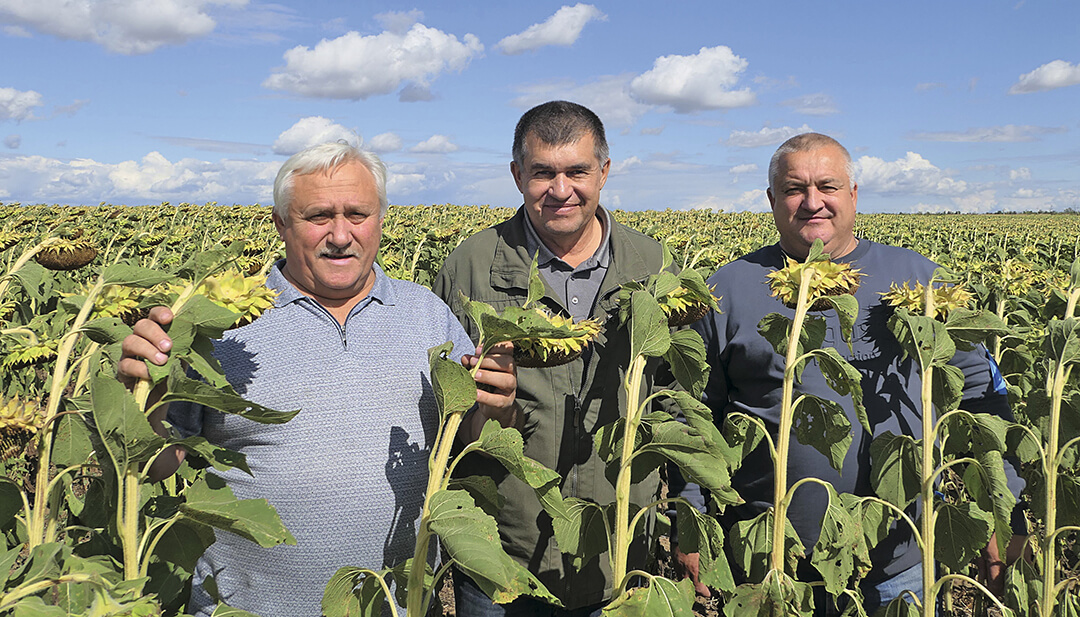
[195,272,278,328]
[766,257,862,310]
[881,281,974,320]
[512,309,603,368]
[655,284,720,327]
[2,338,60,370]
[1,397,48,460]
[34,238,98,271]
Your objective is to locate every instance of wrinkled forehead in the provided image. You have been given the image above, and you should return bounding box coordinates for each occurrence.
[776,147,851,183]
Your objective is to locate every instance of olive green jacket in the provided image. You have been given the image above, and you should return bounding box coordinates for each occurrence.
[433,207,667,609]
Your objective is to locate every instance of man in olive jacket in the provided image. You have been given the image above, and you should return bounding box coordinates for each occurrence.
[433,101,666,616]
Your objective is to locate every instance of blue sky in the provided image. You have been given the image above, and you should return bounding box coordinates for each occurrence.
[0,0,1077,213]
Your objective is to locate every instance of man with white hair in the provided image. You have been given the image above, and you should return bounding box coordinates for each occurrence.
[119,141,519,616]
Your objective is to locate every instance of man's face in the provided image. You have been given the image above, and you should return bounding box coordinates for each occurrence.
[767,145,858,260]
[272,161,382,305]
[511,131,610,247]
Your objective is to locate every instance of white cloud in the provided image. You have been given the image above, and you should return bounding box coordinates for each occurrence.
[1009,59,1080,94]
[729,163,758,175]
[411,134,458,154]
[512,74,652,127]
[735,188,770,212]
[0,0,243,54]
[53,98,90,117]
[496,4,605,55]
[610,156,642,175]
[640,126,664,136]
[272,116,356,155]
[855,152,968,196]
[0,87,42,122]
[263,24,482,100]
[4,134,19,149]
[629,46,756,113]
[367,132,403,153]
[726,125,812,148]
[1010,167,1031,181]
[374,9,422,34]
[780,93,837,116]
[0,152,278,204]
[948,189,999,213]
[909,125,1066,142]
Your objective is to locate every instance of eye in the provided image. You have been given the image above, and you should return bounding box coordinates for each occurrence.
[820,185,839,193]
[307,212,331,223]
[347,212,367,223]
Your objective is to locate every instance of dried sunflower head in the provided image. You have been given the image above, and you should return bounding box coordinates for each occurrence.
[766,257,862,310]
[655,283,720,327]
[0,230,24,252]
[881,281,974,321]
[35,238,98,271]
[512,309,603,368]
[2,338,60,370]
[1,397,48,460]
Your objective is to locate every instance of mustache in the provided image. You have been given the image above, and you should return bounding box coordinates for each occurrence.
[318,249,359,258]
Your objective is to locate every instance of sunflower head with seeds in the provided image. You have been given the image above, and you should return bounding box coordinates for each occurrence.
[458,256,603,368]
[615,241,720,328]
[1,397,48,460]
[766,240,862,310]
[34,236,98,271]
[881,281,974,321]
[190,272,279,329]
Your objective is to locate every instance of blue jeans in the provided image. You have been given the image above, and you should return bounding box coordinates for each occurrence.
[453,570,604,617]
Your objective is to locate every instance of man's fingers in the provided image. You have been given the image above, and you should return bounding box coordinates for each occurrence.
[672,548,711,598]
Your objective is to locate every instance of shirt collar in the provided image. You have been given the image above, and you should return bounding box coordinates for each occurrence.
[266,260,395,310]
[521,206,612,270]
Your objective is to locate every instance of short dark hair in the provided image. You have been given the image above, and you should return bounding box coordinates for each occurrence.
[512,101,609,168]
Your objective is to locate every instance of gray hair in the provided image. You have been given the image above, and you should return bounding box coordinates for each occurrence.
[273,141,388,218]
[512,100,609,169]
[768,133,856,192]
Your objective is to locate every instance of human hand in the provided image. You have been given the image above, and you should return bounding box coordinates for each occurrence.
[672,545,710,597]
[976,533,1031,598]
[460,342,520,440]
[117,306,174,388]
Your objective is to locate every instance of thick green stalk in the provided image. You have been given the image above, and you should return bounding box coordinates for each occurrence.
[770,273,814,573]
[406,409,465,617]
[120,467,142,585]
[1041,359,1067,616]
[920,283,937,617]
[992,295,1006,362]
[611,353,649,589]
[28,276,105,547]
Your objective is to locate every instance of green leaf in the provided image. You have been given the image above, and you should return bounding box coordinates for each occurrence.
[674,502,734,594]
[0,478,22,527]
[722,573,814,617]
[962,449,1015,557]
[722,414,767,476]
[887,308,954,371]
[178,242,245,284]
[1005,423,1043,465]
[603,576,695,617]
[474,420,565,520]
[809,346,867,433]
[525,254,546,308]
[729,511,804,582]
[162,365,299,424]
[449,475,505,518]
[80,317,132,344]
[147,295,239,385]
[1004,557,1039,617]
[429,343,476,418]
[8,596,70,617]
[874,596,919,617]
[941,411,1008,457]
[549,498,610,566]
[825,294,859,354]
[931,364,966,415]
[89,374,165,467]
[628,289,671,359]
[102,263,174,287]
[663,329,710,399]
[180,474,296,548]
[172,435,250,475]
[1045,317,1080,366]
[791,394,853,473]
[869,432,922,510]
[49,411,94,467]
[933,501,993,572]
[322,566,389,617]
[811,484,864,596]
[944,308,1009,349]
[758,313,827,383]
[640,421,741,506]
[153,519,216,573]
[209,604,262,617]
[428,489,560,605]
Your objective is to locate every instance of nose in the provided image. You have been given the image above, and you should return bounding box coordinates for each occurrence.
[801,187,824,211]
[548,173,573,201]
[326,215,353,248]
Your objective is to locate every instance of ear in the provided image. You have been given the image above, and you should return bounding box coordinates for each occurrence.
[850,182,858,210]
[272,211,286,239]
[766,188,776,209]
[598,158,610,191]
[510,160,525,194]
